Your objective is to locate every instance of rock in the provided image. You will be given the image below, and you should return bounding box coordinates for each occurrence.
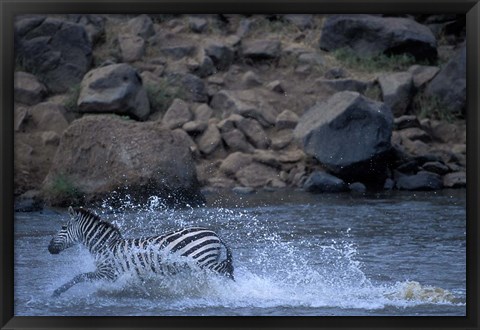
[429,121,465,144]
[205,41,234,71]
[242,71,262,87]
[266,80,285,94]
[237,117,270,149]
[126,14,155,39]
[253,150,282,168]
[378,72,414,117]
[67,14,106,44]
[297,52,325,67]
[324,67,349,79]
[278,149,305,163]
[77,63,150,120]
[320,14,437,61]
[294,91,393,184]
[193,104,214,122]
[232,186,255,194]
[349,182,367,193]
[20,102,69,134]
[235,162,279,188]
[408,65,440,88]
[15,16,92,93]
[425,44,466,114]
[178,73,208,102]
[384,178,395,190]
[15,190,43,212]
[394,115,421,130]
[271,129,293,150]
[182,121,208,135]
[219,152,253,175]
[42,115,205,207]
[443,172,466,188]
[217,114,244,133]
[422,161,450,175]
[316,78,372,94]
[283,14,314,30]
[396,171,443,191]
[275,110,299,129]
[118,33,145,62]
[162,99,192,129]
[398,127,431,143]
[189,17,208,33]
[303,171,348,193]
[210,89,277,127]
[160,44,197,59]
[14,72,47,105]
[197,124,222,155]
[221,129,254,153]
[188,52,215,78]
[242,38,281,59]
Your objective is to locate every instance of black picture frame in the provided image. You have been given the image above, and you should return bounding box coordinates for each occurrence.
[1,1,479,329]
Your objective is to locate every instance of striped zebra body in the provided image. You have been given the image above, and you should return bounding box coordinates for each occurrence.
[48,207,234,297]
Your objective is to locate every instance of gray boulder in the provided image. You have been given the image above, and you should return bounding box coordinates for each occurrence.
[15,16,92,93]
[319,14,437,61]
[242,38,281,59]
[43,115,205,207]
[303,171,348,193]
[77,63,150,120]
[396,171,443,191]
[425,44,466,114]
[294,91,393,184]
[378,72,414,117]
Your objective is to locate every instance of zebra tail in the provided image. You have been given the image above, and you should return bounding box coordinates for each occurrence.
[221,243,235,281]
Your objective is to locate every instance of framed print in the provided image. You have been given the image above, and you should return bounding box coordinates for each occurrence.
[1,0,479,329]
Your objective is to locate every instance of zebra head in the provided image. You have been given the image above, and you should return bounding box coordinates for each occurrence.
[48,206,83,254]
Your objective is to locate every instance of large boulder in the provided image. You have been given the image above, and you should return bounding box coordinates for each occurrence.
[319,14,437,61]
[15,16,92,93]
[294,91,393,184]
[42,115,205,207]
[425,44,466,115]
[77,63,150,120]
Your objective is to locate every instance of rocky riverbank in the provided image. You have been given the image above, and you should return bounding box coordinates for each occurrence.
[14,14,466,211]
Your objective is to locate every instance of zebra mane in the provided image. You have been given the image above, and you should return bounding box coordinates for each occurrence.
[72,207,123,239]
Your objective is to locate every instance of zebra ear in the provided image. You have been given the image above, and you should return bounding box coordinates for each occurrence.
[68,206,75,216]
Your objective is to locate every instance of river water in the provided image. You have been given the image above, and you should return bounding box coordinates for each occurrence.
[14,189,466,316]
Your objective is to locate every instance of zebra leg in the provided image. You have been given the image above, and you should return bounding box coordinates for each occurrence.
[52,271,109,297]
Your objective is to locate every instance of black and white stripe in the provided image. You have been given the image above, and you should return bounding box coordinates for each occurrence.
[48,207,234,296]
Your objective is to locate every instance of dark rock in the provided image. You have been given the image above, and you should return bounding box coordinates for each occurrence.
[294,91,393,184]
[349,182,367,193]
[319,14,437,61]
[162,99,192,129]
[395,160,420,174]
[188,52,215,78]
[378,72,414,117]
[189,17,208,33]
[266,80,285,94]
[43,115,205,207]
[67,14,106,44]
[324,67,349,79]
[180,74,208,102]
[160,44,197,59]
[396,171,443,190]
[425,44,466,114]
[303,171,348,193]
[443,172,466,188]
[15,16,92,93]
[205,41,235,71]
[14,72,47,105]
[242,71,262,87]
[15,190,43,212]
[242,38,281,59]
[384,178,395,190]
[77,63,150,120]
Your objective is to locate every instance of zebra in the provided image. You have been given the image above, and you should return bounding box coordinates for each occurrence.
[48,206,234,297]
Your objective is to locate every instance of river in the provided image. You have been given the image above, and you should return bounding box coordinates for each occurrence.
[14,189,466,316]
